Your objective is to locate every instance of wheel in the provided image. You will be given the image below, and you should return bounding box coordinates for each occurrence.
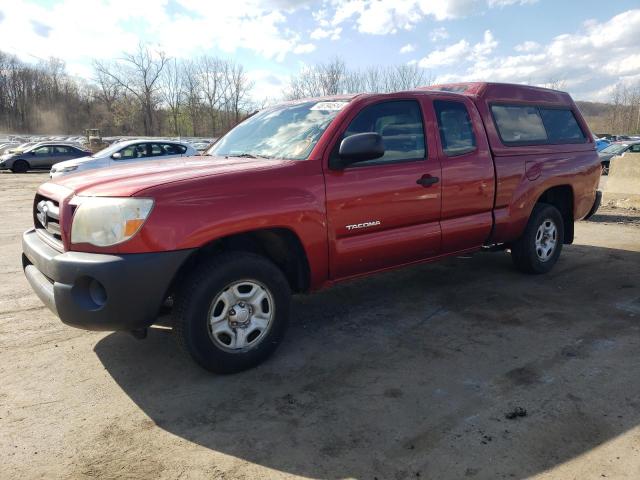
[173,252,291,373]
[601,162,609,175]
[511,203,564,274]
[11,160,29,173]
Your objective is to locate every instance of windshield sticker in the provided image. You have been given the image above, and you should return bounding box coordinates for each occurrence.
[310,101,348,111]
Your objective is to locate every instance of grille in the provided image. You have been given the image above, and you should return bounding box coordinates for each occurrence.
[34,195,63,249]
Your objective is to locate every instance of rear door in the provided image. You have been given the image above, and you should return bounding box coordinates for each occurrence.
[50,146,75,166]
[324,96,442,280]
[431,96,495,253]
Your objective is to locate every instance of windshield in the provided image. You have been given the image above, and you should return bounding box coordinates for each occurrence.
[601,143,628,155]
[208,100,348,160]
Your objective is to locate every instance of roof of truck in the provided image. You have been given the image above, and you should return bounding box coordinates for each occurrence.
[417,82,575,105]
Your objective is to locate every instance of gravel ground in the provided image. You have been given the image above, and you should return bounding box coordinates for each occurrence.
[1,172,640,480]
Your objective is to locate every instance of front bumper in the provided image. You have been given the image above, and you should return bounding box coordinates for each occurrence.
[22,228,193,331]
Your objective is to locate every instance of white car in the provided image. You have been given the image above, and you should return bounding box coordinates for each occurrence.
[50,139,198,178]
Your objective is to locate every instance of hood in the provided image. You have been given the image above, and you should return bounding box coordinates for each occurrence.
[48,155,296,197]
[51,155,95,170]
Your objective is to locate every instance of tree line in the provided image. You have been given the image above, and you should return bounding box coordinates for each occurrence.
[285,57,433,99]
[0,44,254,137]
[2,46,638,137]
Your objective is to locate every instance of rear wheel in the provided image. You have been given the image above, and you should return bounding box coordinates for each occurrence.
[511,203,564,274]
[11,160,29,173]
[173,252,291,374]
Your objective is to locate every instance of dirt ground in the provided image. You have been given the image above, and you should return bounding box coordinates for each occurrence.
[2,172,640,480]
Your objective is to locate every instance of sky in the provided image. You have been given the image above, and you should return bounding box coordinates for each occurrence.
[0,0,639,102]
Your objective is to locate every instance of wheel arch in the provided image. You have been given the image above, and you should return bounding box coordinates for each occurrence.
[168,227,311,298]
[535,184,574,244]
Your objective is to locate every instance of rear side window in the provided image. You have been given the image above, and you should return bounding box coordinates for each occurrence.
[491,105,547,144]
[163,143,187,155]
[341,100,426,165]
[538,108,586,143]
[434,100,477,156]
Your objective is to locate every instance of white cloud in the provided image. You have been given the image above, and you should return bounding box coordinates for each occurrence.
[473,30,498,56]
[322,0,536,35]
[310,26,342,40]
[293,43,317,54]
[430,27,449,41]
[487,0,537,6]
[514,40,541,52]
[418,40,470,67]
[417,30,496,68]
[247,69,289,101]
[0,0,318,71]
[400,43,416,54]
[429,9,640,100]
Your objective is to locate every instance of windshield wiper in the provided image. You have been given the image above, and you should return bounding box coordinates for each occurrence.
[225,153,273,159]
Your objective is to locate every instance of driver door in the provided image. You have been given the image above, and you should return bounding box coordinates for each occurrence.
[324,96,442,280]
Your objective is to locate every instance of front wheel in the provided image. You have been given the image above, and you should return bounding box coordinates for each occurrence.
[11,160,29,173]
[511,203,564,274]
[173,252,291,374]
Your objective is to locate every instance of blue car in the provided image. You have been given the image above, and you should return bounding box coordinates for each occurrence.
[594,135,610,152]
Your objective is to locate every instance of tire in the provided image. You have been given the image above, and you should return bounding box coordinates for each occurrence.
[511,203,564,274]
[11,160,29,173]
[173,252,291,374]
[601,162,609,175]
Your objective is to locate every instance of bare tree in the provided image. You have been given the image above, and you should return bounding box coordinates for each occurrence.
[286,57,432,99]
[94,43,168,135]
[224,62,253,128]
[159,58,183,136]
[199,56,228,136]
[181,60,201,136]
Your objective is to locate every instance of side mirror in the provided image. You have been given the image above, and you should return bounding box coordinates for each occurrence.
[111,152,122,159]
[335,132,384,169]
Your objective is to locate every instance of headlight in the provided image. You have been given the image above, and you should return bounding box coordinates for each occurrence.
[70,197,154,247]
[58,165,78,173]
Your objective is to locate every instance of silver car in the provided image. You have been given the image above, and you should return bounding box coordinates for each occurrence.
[0,143,90,173]
[50,139,198,178]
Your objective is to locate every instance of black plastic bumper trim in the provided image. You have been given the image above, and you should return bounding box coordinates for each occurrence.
[22,228,194,331]
[584,190,602,220]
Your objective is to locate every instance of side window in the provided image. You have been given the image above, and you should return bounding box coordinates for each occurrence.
[149,143,164,157]
[163,143,186,155]
[538,108,586,143]
[629,144,640,153]
[434,100,477,156]
[117,144,145,160]
[32,146,51,156]
[54,146,71,154]
[491,105,547,144]
[340,100,425,165]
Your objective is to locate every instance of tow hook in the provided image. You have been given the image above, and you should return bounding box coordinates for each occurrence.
[130,328,148,340]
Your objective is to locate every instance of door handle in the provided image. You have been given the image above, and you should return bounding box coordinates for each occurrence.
[416,175,439,187]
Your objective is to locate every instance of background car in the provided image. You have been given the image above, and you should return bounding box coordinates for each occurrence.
[592,134,610,151]
[598,140,640,175]
[0,143,91,173]
[191,141,213,153]
[0,142,20,154]
[50,139,198,178]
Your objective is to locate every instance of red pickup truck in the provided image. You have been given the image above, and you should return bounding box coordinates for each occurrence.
[22,82,602,373]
